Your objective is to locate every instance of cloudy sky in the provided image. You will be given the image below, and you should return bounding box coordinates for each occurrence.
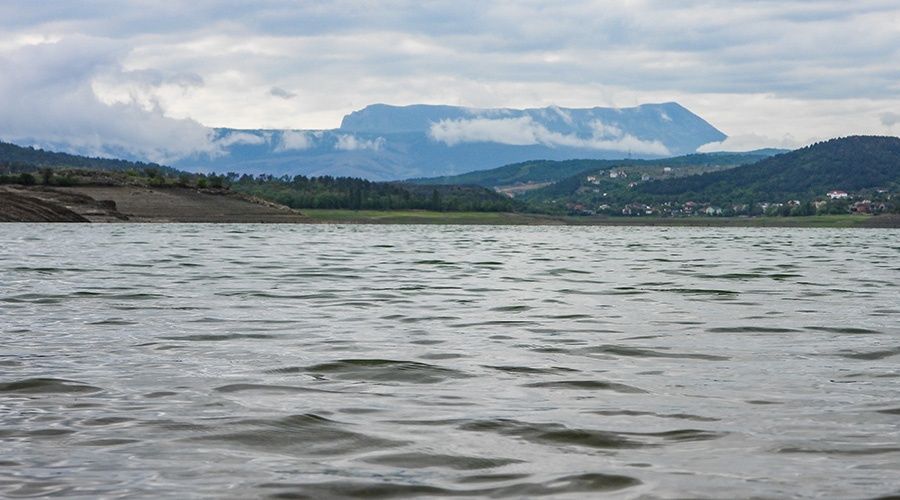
[1,0,899,160]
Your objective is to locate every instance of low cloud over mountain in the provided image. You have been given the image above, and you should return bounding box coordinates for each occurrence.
[168,102,725,180]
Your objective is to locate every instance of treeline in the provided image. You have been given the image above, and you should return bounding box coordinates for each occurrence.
[0,166,218,189]
[231,174,519,212]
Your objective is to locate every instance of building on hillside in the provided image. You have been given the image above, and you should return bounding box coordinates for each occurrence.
[827,190,848,199]
[852,200,873,214]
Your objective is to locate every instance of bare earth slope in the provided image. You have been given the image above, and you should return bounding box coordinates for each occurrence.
[0,186,309,223]
[0,188,90,222]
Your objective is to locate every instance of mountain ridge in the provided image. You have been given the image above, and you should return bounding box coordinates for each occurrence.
[169,102,727,180]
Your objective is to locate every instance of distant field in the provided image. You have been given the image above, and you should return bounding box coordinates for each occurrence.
[298,210,896,227]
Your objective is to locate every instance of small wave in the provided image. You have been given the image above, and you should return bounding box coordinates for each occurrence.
[159,333,275,341]
[583,345,729,361]
[305,359,472,384]
[86,318,137,325]
[836,347,900,360]
[74,438,140,447]
[490,305,532,312]
[524,380,648,394]
[656,288,739,296]
[450,320,539,328]
[777,446,900,456]
[707,326,801,333]
[362,452,522,470]
[806,326,882,334]
[458,419,647,450]
[483,365,579,375]
[592,410,719,422]
[213,383,337,394]
[260,472,640,497]
[189,413,406,456]
[81,417,134,426]
[0,378,102,394]
[459,418,725,450]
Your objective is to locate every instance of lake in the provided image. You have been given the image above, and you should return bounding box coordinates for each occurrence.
[1,224,898,498]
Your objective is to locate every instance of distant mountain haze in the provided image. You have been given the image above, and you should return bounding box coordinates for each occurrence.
[169,102,726,180]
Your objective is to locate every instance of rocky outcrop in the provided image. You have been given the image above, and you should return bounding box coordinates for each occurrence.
[0,189,90,222]
[0,185,309,223]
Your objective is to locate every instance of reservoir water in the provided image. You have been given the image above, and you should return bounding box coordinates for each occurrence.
[1,224,898,498]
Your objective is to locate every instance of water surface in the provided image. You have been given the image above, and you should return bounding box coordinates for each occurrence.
[1,224,898,498]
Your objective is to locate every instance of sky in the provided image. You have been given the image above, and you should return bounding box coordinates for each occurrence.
[1,0,899,161]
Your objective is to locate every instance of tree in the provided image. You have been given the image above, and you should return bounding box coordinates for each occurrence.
[39,168,53,185]
[430,189,442,211]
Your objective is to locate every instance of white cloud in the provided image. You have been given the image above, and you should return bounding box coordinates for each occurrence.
[0,35,216,163]
[429,117,538,146]
[590,120,624,139]
[697,134,802,153]
[334,134,385,151]
[2,2,900,156]
[215,132,267,147]
[275,130,315,151]
[428,116,669,155]
[546,105,573,125]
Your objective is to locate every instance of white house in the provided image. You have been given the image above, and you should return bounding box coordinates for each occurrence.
[827,190,848,199]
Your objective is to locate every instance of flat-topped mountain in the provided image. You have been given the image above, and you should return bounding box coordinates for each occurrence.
[171,102,726,180]
[340,102,722,154]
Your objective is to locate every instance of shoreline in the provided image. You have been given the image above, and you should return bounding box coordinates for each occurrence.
[2,185,897,227]
[299,210,899,228]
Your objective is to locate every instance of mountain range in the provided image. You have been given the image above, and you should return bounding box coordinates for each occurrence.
[170,102,726,180]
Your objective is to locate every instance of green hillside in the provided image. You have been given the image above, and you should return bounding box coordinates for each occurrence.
[633,136,900,203]
[410,151,780,188]
[0,141,176,175]
[522,136,900,216]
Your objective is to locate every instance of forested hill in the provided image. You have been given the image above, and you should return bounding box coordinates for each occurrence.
[0,141,176,175]
[410,151,781,188]
[633,136,900,202]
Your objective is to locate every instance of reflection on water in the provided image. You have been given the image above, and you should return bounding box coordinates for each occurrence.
[1,224,898,498]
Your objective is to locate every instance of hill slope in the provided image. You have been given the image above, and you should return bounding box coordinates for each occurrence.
[634,136,900,202]
[410,151,780,188]
[0,141,175,174]
[521,136,900,212]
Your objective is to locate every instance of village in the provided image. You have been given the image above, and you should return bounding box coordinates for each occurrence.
[559,169,897,217]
